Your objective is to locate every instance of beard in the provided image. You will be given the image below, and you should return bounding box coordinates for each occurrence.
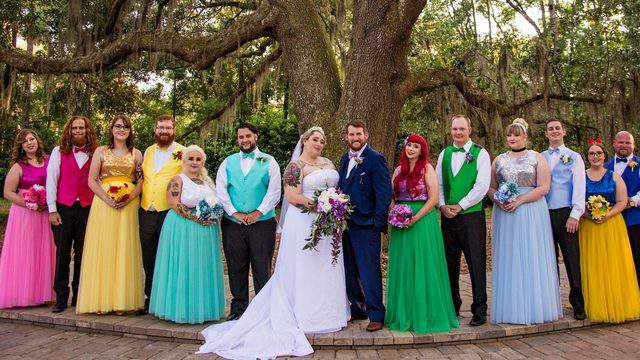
[71,135,87,146]
[239,142,257,153]
[155,133,175,147]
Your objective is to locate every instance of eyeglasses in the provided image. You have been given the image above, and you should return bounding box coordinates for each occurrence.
[156,126,174,131]
[113,124,131,130]
[588,152,604,157]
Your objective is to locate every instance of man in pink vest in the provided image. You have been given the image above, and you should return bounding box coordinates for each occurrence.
[46,116,98,313]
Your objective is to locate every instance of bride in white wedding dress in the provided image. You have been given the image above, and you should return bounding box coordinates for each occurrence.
[198,127,350,359]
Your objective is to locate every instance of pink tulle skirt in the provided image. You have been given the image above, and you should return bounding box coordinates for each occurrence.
[0,201,56,308]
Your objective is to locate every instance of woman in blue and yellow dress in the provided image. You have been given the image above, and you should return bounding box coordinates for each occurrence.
[580,141,640,323]
[76,114,145,314]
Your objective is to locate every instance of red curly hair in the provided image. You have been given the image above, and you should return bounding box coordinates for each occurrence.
[394,133,429,198]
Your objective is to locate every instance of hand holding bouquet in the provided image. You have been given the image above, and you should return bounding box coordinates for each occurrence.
[191,193,224,226]
[587,195,611,222]
[22,184,46,211]
[389,204,413,228]
[302,187,354,266]
[102,180,133,206]
[493,181,520,204]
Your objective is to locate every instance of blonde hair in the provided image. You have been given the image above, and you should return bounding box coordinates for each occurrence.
[183,145,215,189]
[506,118,529,138]
[300,126,325,152]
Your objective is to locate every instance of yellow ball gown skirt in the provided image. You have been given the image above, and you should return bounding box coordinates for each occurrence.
[579,213,640,323]
[76,149,144,313]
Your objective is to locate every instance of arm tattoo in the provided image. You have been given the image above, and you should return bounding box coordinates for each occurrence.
[167,178,181,197]
[176,203,199,222]
[134,163,143,183]
[283,161,303,187]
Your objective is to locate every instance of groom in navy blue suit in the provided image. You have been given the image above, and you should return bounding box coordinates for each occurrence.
[338,121,392,332]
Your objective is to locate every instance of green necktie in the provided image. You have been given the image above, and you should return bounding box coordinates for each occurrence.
[242,152,255,159]
[452,147,466,153]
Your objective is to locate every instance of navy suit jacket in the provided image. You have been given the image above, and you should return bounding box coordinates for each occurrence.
[338,145,392,231]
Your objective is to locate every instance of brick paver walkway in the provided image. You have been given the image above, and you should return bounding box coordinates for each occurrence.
[2,321,640,359]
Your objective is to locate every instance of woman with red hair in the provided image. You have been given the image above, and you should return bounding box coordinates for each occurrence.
[385,133,459,333]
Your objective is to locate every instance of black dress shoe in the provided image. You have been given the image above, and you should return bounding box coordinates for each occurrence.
[226,313,240,321]
[573,311,586,320]
[52,303,66,313]
[349,313,368,321]
[469,314,486,326]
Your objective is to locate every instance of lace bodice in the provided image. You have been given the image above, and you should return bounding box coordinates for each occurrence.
[99,148,135,180]
[179,174,216,207]
[302,169,339,197]
[495,150,539,187]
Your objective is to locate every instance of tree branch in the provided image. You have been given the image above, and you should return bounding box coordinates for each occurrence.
[103,0,129,38]
[400,68,603,117]
[504,0,542,36]
[177,47,281,141]
[0,4,275,74]
[198,0,257,10]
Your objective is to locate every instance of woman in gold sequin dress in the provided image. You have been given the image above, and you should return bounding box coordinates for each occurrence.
[76,114,145,314]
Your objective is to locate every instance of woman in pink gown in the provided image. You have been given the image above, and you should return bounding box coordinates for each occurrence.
[0,129,56,308]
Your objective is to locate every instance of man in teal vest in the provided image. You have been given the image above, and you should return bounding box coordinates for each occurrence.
[436,114,491,326]
[216,122,281,321]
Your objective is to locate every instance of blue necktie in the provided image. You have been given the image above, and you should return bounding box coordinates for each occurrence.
[549,147,560,154]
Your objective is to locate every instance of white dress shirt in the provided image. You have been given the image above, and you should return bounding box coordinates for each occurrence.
[346,144,367,178]
[216,148,282,216]
[46,146,91,213]
[547,144,586,219]
[436,139,491,210]
[613,154,640,206]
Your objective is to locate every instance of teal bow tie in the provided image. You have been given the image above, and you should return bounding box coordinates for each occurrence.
[242,152,255,159]
[452,147,466,153]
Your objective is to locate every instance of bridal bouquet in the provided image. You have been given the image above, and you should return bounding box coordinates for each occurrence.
[389,204,412,228]
[22,184,46,210]
[587,195,611,221]
[102,181,132,204]
[191,194,224,223]
[493,181,520,204]
[302,187,354,266]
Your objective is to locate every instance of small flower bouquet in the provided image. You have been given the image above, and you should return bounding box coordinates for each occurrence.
[102,181,133,204]
[493,181,520,204]
[389,204,412,228]
[587,195,611,221]
[302,187,354,266]
[191,194,224,223]
[22,184,46,210]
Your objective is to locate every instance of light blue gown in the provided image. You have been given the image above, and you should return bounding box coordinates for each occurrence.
[491,151,562,324]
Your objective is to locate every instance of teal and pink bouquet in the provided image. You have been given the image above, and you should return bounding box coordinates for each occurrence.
[22,184,46,211]
[389,204,412,228]
[493,181,520,204]
[303,187,354,266]
[192,194,224,223]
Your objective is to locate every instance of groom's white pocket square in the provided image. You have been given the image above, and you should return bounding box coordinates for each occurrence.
[360,172,366,176]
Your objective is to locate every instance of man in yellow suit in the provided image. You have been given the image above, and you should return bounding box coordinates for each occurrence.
[139,114,183,313]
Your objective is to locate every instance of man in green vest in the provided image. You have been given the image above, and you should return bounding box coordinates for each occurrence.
[436,114,491,326]
[216,122,281,321]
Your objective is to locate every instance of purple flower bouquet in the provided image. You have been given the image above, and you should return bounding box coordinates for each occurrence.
[389,204,413,228]
[302,187,354,266]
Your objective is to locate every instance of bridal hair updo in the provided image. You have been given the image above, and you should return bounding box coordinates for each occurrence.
[183,145,215,189]
[300,126,325,152]
[506,118,529,138]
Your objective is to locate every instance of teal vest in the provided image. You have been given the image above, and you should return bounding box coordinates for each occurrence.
[225,153,276,224]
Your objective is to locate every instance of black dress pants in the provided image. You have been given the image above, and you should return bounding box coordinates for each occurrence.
[549,207,584,313]
[441,210,488,317]
[52,202,90,306]
[627,224,640,287]
[138,208,169,303]
[221,216,277,315]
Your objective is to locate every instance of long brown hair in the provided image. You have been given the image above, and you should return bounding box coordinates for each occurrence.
[11,129,46,166]
[108,113,135,151]
[58,115,99,154]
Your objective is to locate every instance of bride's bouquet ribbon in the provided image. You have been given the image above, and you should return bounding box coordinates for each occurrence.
[302,187,354,266]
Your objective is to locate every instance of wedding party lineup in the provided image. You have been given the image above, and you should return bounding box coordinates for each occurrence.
[2,113,640,359]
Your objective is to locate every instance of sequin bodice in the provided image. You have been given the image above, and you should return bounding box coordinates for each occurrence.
[393,167,428,201]
[495,151,538,188]
[99,148,135,180]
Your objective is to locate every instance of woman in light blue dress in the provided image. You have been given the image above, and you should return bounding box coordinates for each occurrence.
[149,145,225,324]
[489,119,562,325]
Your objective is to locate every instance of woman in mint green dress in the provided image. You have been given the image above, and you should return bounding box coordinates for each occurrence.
[385,133,459,333]
[149,145,225,324]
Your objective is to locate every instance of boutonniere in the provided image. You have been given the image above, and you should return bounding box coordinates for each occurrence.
[464,152,474,164]
[560,154,573,165]
[630,160,638,171]
[172,150,183,161]
[354,156,363,165]
[256,155,268,163]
